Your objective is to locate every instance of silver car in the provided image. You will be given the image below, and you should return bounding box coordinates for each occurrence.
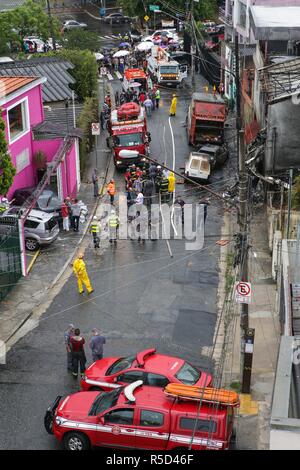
[0,208,59,251]
[62,20,87,32]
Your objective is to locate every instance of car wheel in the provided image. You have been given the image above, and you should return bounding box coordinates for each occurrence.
[25,238,39,251]
[63,432,90,451]
[89,386,103,392]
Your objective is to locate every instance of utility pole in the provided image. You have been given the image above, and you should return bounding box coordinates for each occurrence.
[190,1,195,86]
[46,0,56,52]
[235,33,252,393]
[286,169,293,239]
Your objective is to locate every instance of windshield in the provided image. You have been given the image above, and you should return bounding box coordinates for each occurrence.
[89,388,122,416]
[106,356,135,376]
[115,133,143,147]
[175,362,201,385]
[160,66,178,74]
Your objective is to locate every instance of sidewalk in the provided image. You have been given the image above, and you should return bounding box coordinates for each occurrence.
[222,208,281,449]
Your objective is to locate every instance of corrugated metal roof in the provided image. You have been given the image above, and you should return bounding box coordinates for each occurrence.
[0,57,76,103]
[33,105,83,140]
[0,76,37,97]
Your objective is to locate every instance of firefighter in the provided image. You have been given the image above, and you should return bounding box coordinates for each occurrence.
[73,253,94,295]
[168,172,176,196]
[108,209,119,244]
[130,164,137,182]
[90,216,101,249]
[159,174,170,203]
[107,179,116,205]
[169,94,177,117]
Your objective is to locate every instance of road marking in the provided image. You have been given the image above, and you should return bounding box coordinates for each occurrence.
[168,117,177,236]
[115,71,123,80]
[107,73,114,81]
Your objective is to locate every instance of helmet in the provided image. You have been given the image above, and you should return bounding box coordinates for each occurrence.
[1,197,8,203]
[111,209,115,214]
[93,216,98,221]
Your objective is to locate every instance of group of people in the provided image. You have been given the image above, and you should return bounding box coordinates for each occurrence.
[61,198,87,233]
[64,324,106,378]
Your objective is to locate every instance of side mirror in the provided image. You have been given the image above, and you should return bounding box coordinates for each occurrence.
[98,416,105,425]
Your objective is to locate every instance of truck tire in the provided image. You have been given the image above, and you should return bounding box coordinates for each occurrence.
[63,432,90,451]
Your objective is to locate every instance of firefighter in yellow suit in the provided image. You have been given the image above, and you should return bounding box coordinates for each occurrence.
[169,94,177,116]
[73,253,94,294]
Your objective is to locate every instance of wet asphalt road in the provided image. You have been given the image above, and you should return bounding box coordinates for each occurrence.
[0,30,234,448]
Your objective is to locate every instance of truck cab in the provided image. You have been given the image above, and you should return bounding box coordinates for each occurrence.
[147,46,187,87]
[47,380,239,451]
[108,103,150,169]
[122,68,150,94]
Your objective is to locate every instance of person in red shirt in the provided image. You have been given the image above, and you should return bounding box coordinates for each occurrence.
[70,328,86,378]
[139,92,146,105]
[136,167,143,179]
[61,199,70,232]
[124,167,132,190]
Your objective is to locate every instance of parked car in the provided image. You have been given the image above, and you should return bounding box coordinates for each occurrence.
[12,187,62,224]
[0,207,59,251]
[62,20,87,32]
[129,29,142,42]
[103,13,131,24]
[23,37,46,53]
[81,348,212,391]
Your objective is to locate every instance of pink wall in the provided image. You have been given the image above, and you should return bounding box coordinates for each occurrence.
[32,139,61,162]
[65,142,77,198]
[2,84,45,199]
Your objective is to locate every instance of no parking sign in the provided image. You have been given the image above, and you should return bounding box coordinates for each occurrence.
[235,282,251,304]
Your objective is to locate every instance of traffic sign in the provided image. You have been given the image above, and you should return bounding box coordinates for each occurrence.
[144,15,150,22]
[149,5,160,11]
[91,122,100,135]
[235,282,251,304]
[99,7,106,17]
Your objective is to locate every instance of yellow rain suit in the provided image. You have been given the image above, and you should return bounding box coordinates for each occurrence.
[73,258,93,294]
[168,172,176,193]
[169,96,177,116]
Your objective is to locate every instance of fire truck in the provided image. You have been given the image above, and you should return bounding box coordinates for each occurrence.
[45,380,239,451]
[107,102,151,169]
[122,68,150,94]
[147,46,187,87]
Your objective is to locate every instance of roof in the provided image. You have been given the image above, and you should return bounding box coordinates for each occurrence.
[0,76,38,98]
[0,0,25,11]
[0,57,76,103]
[258,57,300,103]
[250,6,300,40]
[33,104,83,140]
[192,93,225,104]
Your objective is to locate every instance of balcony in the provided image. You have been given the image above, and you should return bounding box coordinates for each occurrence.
[219,7,233,26]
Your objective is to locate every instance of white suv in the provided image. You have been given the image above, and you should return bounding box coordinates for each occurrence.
[0,208,59,251]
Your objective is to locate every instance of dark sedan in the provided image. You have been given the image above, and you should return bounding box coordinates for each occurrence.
[103,13,131,24]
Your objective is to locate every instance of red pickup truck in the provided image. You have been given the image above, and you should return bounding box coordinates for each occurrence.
[45,380,239,451]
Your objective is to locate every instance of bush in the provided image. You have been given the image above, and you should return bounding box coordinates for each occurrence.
[77,97,99,173]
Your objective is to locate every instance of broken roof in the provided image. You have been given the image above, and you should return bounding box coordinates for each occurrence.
[0,57,76,103]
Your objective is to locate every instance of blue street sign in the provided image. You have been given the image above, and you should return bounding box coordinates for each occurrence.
[99,8,106,17]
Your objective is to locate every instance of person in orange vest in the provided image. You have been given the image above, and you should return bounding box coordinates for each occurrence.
[107,179,116,205]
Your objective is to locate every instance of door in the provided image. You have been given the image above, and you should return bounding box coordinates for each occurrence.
[135,409,169,450]
[97,407,136,449]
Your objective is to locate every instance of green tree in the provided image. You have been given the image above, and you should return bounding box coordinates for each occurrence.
[58,49,99,101]
[292,175,300,210]
[0,0,61,52]
[77,97,98,172]
[0,112,16,196]
[63,29,102,52]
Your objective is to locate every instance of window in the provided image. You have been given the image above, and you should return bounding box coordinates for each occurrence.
[146,373,169,387]
[175,362,200,385]
[24,220,39,229]
[114,133,143,147]
[180,417,217,434]
[104,408,134,425]
[106,356,135,375]
[140,410,164,427]
[190,159,200,171]
[160,66,178,74]
[45,218,57,232]
[8,100,28,142]
[117,370,144,383]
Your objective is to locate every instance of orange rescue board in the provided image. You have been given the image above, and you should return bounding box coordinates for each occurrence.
[164,383,239,407]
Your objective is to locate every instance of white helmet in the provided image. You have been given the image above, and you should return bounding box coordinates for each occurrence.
[93,216,98,220]
[111,209,115,214]
[1,197,8,203]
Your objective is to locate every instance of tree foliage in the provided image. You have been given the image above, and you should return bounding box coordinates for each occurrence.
[118,0,218,22]
[58,49,99,101]
[77,97,99,172]
[0,0,61,52]
[63,29,102,53]
[0,112,16,196]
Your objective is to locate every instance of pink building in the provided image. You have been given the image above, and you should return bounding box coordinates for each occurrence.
[0,76,80,200]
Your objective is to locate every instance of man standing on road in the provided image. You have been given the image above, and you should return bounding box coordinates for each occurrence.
[90,216,101,250]
[70,328,86,379]
[155,88,161,108]
[108,209,119,244]
[144,95,153,117]
[92,168,99,198]
[73,253,94,295]
[174,195,185,226]
[61,199,70,232]
[169,94,177,116]
[64,324,75,372]
[107,179,116,205]
[72,199,81,232]
[159,174,170,203]
[89,329,106,362]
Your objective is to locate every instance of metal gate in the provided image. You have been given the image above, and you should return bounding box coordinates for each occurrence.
[0,222,22,301]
